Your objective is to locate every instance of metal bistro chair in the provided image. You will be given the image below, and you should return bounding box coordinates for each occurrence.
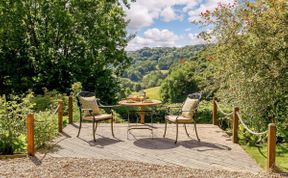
[163,93,201,143]
[76,91,115,141]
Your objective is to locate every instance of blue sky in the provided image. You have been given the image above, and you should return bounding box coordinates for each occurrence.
[124,0,234,51]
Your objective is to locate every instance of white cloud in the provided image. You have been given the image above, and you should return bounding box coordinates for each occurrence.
[184,0,235,22]
[160,6,183,22]
[125,0,190,30]
[125,0,234,30]
[126,28,179,51]
[187,29,216,45]
[125,0,233,48]
[125,4,154,30]
[187,33,206,45]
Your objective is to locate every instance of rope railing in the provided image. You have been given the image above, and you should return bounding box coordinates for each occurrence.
[236,112,268,136]
[33,104,61,149]
[27,99,64,156]
[211,98,277,172]
[215,101,233,116]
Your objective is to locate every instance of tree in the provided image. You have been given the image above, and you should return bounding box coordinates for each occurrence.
[160,61,200,103]
[0,0,130,103]
[142,70,166,89]
[198,0,288,139]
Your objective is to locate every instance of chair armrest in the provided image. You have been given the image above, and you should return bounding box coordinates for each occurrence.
[152,105,181,117]
[99,105,120,109]
[80,108,93,115]
[81,108,93,111]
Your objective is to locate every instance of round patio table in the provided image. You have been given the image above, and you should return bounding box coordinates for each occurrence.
[118,99,161,124]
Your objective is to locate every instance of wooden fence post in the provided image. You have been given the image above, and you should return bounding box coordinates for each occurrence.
[68,95,73,124]
[212,97,218,125]
[58,99,63,132]
[267,123,276,171]
[27,113,35,156]
[232,107,239,143]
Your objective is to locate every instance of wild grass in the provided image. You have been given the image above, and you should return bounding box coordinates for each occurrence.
[241,144,288,173]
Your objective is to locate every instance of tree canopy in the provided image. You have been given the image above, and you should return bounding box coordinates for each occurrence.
[0,0,130,103]
[198,0,288,139]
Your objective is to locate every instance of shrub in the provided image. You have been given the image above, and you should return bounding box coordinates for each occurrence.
[34,111,58,148]
[0,93,34,155]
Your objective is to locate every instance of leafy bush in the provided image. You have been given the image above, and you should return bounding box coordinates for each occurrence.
[34,111,58,148]
[0,93,34,155]
[32,90,59,112]
[71,82,82,96]
[0,91,64,155]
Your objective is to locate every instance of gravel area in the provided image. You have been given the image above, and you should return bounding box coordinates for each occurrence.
[0,157,284,178]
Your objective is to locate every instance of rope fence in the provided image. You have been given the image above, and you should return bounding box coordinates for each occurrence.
[236,112,268,136]
[26,99,67,156]
[211,97,277,171]
[215,101,233,117]
[33,104,61,149]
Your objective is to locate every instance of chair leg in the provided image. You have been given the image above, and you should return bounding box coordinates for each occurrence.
[184,124,190,137]
[151,112,153,139]
[194,122,200,142]
[77,118,82,137]
[111,118,115,137]
[127,112,130,139]
[92,119,97,142]
[163,120,167,138]
[175,122,178,144]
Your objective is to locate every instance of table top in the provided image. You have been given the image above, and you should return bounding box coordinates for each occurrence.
[118,99,162,107]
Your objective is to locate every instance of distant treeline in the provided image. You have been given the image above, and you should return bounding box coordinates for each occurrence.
[120,45,207,91]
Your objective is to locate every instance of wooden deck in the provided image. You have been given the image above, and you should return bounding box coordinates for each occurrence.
[45,123,262,172]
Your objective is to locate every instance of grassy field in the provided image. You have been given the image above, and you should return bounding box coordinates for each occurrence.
[241,144,288,172]
[144,87,161,100]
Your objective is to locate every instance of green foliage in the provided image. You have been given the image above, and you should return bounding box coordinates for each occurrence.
[118,78,140,98]
[0,93,34,155]
[123,60,157,82]
[197,0,288,142]
[34,111,58,148]
[142,71,167,89]
[160,61,200,103]
[71,82,82,97]
[196,100,213,124]
[32,90,59,112]
[0,91,67,154]
[238,125,261,146]
[122,45,206,90]
[144,87,161,100]
[0,0,130,103]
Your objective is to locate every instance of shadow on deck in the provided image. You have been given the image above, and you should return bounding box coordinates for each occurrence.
[45,123,262,172]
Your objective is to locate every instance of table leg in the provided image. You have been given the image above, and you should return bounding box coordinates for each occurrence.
[140,106,145,124]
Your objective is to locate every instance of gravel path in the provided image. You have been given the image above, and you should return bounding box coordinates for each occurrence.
[0,157,284,178]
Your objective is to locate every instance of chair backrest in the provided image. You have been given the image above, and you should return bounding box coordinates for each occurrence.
[181,93,202,119]
[76,91,100,116]
[76,91,95,107]
[188,92,202,100]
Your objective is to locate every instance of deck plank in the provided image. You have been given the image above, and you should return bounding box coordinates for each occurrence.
[45,123,262,172]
